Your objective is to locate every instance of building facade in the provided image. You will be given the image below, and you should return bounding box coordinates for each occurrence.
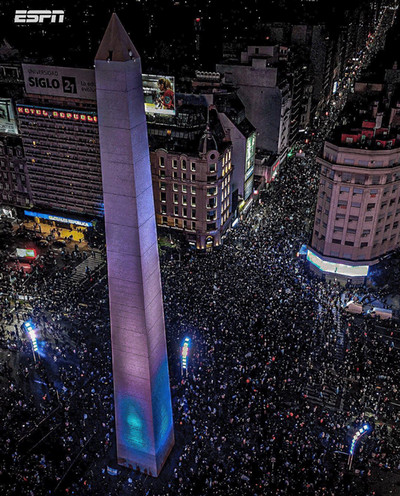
[0,133,31,210]
[310,125,400,278]
[16,99,102,217]
[150,127,233,250]
[216,45,291,159]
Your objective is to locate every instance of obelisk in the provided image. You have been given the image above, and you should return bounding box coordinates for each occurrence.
[95,13,174,476]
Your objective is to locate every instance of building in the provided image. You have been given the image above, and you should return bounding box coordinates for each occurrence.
[216,45,291,160]
[209,92,256,210]
[309,121,400,280]
[0,133,31,212]
[95,13,174,476]
[149,98,233,250]
[16,65,103,217]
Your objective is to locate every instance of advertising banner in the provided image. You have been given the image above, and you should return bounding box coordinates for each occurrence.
[143,74,175,115]
[22,64,97,101]
[0,98,18,134]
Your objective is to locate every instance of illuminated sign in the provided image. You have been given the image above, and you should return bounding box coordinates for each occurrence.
[307,249,369,277]
[333,81,338,94]
[143,74,175,116]
[22,64,96,100]
[24,210,92,227]
[350,424,370,455]
[181,337,190,370]
[16,248,36,258]
[24,321,38,352]
[0,98,18,135]
[17,105,97,123]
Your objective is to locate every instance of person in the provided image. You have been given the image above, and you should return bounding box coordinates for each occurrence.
[156,78,175,111]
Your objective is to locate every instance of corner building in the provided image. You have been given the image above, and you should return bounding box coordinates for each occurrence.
[150,125,232,250]
[311,124,400,277]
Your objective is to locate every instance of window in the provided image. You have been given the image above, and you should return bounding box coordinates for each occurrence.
[207,175,217,183]
[191,174,196,181]
[183,207,187,217]
[191,209,196,219]
[207,222,217,230]
[174,219,179,227]
[182,173,187,180]
[162,216,168,225]
[360,242,368,248]
[362,229,371,236]
[174,206,179,216]
[340,186,350,193]
[207,210,216,221]
[159,170,166,179]
[161,192,166,202]
[207,187,217,196]
[336,213,345,220]
[334,226,343,232]
[332,239,341,244]
[367,203,375,211]
[353,188,363,195]
[191,162,196,171]
[191,197,196,207]
[173,183,178,191]
[173,171,178,179]
[191,221,196,230]
[182,185,187,193]
[174,194,178,204]
[160,182,166,191]
[351,202,361,208]
[354,175,365,185]
[159,156,165,167]
[172,160,178,169]
[348,215,358,222]
[372,176,380,185]
[342,173,352,182]
[347,228,356,234]
[191,186,196,195]
[161,205,167,214]
[338,200,347,208]
[345,241,354,246]
[182,195,187,205]
[364,215,372,222]
[209,163,216,173]
[181,160,187,170]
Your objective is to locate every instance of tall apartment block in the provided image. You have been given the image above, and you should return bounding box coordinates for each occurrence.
[216,45,291,161]
[95,14,174,475]
[310,121,400,279]
[16,67,103,217]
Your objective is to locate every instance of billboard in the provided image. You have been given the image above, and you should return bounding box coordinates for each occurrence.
[0,98,18,134]
[143,74,175,115]
[22,64,96,101]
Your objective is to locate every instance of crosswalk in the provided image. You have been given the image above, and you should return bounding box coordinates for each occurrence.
[59,252,105,289]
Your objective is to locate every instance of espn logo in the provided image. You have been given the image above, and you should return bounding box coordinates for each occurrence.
[14,10,65,23]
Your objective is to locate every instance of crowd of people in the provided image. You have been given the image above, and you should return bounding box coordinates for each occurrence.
[0,120,399,495]
[1,41,400,496]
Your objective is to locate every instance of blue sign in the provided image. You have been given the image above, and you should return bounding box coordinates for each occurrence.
[24,210,92,228]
